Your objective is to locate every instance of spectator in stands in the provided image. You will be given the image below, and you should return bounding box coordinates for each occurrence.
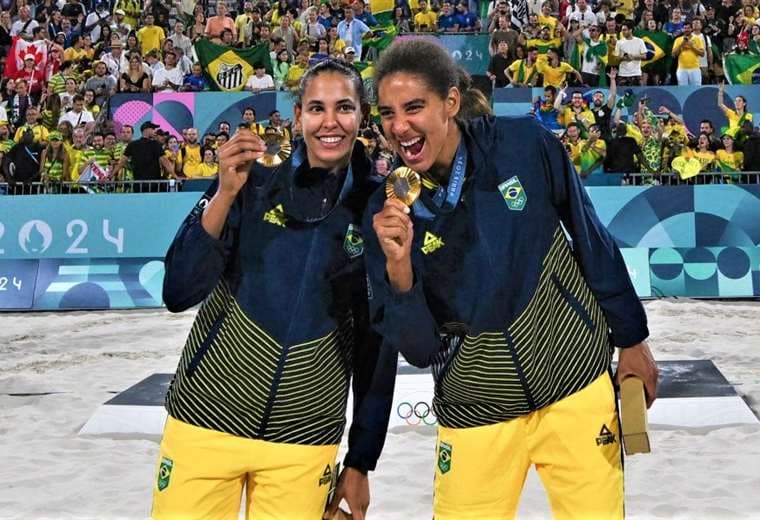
[718,83,752,140]
[604,122,643,173]
[182,63,209,92]
[14,105,48,144]
[85,61,117,104]
[563,121,584,172]
[456,2,481,32]
[354,0,378,27]
[174,47,194,76]
[615,21,648,86]
[67,127,88,181]
[152,51,184,92]
[559,88,596,129]
[12,54,45,100]
[304,7,327,40]
[125,33,141,55]
[414,0,438,31]
[59,94,95,131]
[6,127,43,191]
[343,46,357,63]
[235,3,256,46]
[169,22,193,57]
[568,0,597,29]
[11,5,38,38]
[685,133,716,173]
[487,40,513,87]
[0,11,12,46]
[286,52,309,89]
[205,2,236,42]
[637,116,665,174]
[8,79,32,128]
[242,108,266,135]
[39,86,62,131]
[577,24,607,86]
[267,109,292,141]
[533,85,563,132]
[220,27,235,46]
[113,0,139,30]
[490,14,519,59]
[59,78,78,112]
[438,0,459,33]
[487,0,510,32]
[120,53,151,93]
[273,14,299,56]
[197,147,219,177]
[506,46,540,86]
[85,1,111,44]
[80,132,113,179]
[113,120,164,181]
[579,123,607,176]
[272,49,291,90]
[103,37,129,79]
[138,13,166,55]
[180,127,203,177]
[162,134,181,178]
[664,7,685,37]
[39,131,69,185]
[83,89,101,118]
[741,123,760,172]
[394,5,413,32]
[338,5,370,58]
[716,131,743,182]
[245,63,275,92]
[538,48,582,88]
[190,9,206,41]
[673,21,706,85]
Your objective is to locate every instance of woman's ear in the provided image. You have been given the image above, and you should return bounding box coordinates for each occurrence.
[447,86,462,119]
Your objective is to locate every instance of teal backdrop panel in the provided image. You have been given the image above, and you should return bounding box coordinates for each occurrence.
[0,193,200,259]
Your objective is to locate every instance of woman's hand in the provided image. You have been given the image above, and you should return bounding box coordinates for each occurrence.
[217,129,266,198]
[373,198,414,293]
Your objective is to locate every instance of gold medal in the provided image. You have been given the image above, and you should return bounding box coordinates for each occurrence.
[256,128,292,167]
[385,167,421,206]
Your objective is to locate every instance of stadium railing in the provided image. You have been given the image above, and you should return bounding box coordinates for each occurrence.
[0,179,215,195]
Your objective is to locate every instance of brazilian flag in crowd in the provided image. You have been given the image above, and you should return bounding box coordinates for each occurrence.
[195,39,271,92]
[364,25,398,53]
[369,0,395,25]
[634,30,672,77]
[723,54,760,84]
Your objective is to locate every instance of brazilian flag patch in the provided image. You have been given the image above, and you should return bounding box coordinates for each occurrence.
[498,176,527,211]
[157,457,173,492]
[344,224,364,258]
[437,441,452,474]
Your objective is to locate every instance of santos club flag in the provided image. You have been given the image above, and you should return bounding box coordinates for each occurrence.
[195,39,271,92]
[723,53,760,84]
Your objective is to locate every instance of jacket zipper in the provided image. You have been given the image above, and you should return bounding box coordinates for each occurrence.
[551,274,595,332]
[258,227,322,436]
[505,331,536,410]
[186,311,226,378]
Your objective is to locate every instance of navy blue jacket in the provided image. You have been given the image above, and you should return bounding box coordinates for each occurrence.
[163,141,397,471]
[364,116,648,428]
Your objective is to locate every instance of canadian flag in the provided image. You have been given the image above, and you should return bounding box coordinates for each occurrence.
[4,37,49,79]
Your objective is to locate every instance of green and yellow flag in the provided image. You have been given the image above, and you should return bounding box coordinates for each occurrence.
[369,0,396,26]
[723,53,760,84]
[364,25,397,52]
[195,39,271,92]
[634,30,672,75]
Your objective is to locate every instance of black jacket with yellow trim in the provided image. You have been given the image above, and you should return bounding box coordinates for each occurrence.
[363,116,648,429]
[163,141,396,472]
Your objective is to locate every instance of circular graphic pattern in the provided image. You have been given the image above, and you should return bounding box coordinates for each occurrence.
[717,247,752,279]
[683,248,717,281]
[649,248,684,280]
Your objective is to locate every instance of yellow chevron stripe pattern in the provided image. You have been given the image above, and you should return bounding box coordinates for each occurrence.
[166,281,354,445]
[435,227,613,428]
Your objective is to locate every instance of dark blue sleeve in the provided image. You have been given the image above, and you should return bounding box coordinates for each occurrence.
[162,180,242,312]
[361,195,443,368]
[343,261,397,473]
[540,123,649,347]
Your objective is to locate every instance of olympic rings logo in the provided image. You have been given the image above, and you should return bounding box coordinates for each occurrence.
[396,401,437,425]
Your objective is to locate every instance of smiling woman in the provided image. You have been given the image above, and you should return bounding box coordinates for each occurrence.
[364,38,658,520]
[154,60,396,520]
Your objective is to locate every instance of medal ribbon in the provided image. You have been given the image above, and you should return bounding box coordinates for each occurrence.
[412,138,468,220]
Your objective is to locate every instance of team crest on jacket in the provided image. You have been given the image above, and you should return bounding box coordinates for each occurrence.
[437,441,452,474]
[344,224,364,258]
[498,176,527,211]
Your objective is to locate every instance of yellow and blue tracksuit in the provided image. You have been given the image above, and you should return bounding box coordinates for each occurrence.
[156,141,397,519]
[363,116,648,519]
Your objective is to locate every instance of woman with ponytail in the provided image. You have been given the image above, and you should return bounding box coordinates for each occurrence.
[364,39,658,519]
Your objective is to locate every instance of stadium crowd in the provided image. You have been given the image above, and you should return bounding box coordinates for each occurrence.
[0,0,759,191]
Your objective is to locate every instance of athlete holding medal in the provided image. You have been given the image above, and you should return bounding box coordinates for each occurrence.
[365,40,658,519]
[155,60,396,520]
